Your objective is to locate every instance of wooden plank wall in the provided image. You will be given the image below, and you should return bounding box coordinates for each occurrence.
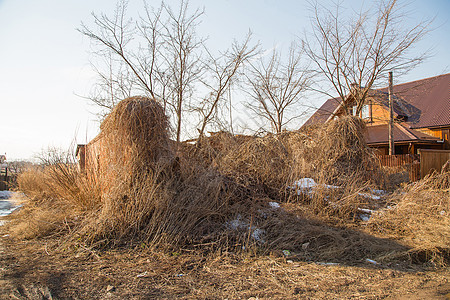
[377,154,420,182]
[419,149,450,178]
[378,154,419,167]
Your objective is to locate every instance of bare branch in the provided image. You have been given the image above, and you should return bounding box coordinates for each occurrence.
[245,42,312,134]
[303,0,432,116]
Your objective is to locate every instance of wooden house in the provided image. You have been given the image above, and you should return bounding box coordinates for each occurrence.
[303,73,450,155]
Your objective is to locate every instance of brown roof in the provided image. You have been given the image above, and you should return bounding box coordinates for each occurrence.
[304,73,450,129]
[302,97,340,127]
[365,123,440,145]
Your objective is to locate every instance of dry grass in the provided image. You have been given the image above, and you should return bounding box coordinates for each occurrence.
[12,151,95,240]
[9,97,448,270]
[2,235,448,299]
[287,116,381,186]
[368,162,450,266]
[187,116,383,221]
[285,117,383,221]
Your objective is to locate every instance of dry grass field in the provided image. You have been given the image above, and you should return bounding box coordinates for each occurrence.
[1,97,449,299]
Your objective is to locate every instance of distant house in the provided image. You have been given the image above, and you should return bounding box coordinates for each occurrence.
[0,155,7,175]
[303,73,450,155]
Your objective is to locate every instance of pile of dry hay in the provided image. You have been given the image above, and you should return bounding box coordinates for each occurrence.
[14,97,444,267]
[75,96,261,248]
[194,116,384,220]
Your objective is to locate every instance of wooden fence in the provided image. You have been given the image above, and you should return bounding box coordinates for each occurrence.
[377,154,420,182]
[0,175,10,191]
[377,154,419,167]
[418,149,450,178]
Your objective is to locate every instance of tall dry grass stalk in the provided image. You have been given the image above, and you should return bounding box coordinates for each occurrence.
[12,149,100,239]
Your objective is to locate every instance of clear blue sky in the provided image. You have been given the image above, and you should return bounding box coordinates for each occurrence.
[0,0,449,160]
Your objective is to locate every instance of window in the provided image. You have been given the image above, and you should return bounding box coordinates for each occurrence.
[361,104,370,120]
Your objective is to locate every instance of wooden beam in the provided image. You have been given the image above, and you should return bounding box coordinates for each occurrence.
[389,71,395,155]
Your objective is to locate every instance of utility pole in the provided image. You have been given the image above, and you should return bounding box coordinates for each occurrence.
[388,71,395,155]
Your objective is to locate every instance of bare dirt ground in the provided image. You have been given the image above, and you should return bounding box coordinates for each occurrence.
[0,228,448,300]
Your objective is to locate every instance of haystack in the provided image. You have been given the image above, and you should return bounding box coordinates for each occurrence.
[79,97,253,248]
[98,96,173,178]
[81,96,179,246]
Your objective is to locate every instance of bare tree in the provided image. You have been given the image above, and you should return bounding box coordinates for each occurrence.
[302,0,431,116]
[7,160,33,175]
[85,53,135,119]
[158,0,205,142]
[79,1,157,99]
[246,43,312,134]
[195,33,258,137]
[79,0,205,142]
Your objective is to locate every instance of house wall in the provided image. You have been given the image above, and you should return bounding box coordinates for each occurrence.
[416,127,450,150]
[415,128,442,139]
[370,102,390,124]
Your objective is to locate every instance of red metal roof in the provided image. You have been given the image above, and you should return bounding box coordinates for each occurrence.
[365,123,440,145]
[375,73,450,129]
[304,73,450,129]
[302,97,340,127]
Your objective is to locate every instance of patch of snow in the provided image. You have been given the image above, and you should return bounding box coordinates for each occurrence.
[136,271,148,278]
[226,215,266,244]
[0,203,22,217]
[269,202,280,209]
[226,214,247,230]
[294,178,317,189]
[292,178,341,196]
[324,184,340,189]
[371,189,386,195]
[359,214,371,222]
[358,193,381,200]
[358,208,375,214]
[251,228,266,243]
[316,262,339,266]
[257,209,268,218]
[0,191,12,200]
[358,208,375,221]
[0,200,13,210]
